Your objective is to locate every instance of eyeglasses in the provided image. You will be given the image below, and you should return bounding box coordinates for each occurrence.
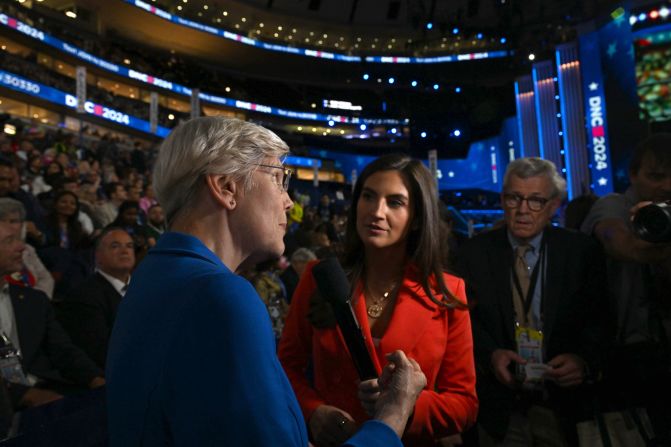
[253,164,293,192]
[503,193,551,212]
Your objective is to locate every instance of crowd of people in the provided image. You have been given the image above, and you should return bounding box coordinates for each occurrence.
[0,114,669,447]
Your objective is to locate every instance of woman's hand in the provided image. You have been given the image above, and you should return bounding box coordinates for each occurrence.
[308,404,356,447]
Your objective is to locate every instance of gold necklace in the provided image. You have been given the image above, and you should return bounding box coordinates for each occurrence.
[366,282,398,318]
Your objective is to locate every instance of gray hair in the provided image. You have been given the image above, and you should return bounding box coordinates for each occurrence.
[0,198,26,221]
[153,117,289,225]
[503,157,567,200]
[290,247,317,264]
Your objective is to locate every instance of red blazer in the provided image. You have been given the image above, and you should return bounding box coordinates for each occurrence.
[278,261,478,446]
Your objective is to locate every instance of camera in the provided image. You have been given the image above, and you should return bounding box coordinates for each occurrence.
[633,201,671,243]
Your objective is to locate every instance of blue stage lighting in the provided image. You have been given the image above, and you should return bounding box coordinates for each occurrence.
[328,120,335,127]
[390,128,397,134]
[455,87,461,93]
[452,27,459,34]
[363,73,369,80]
[411,80,418,87]
[426,22,433,30]
[433,84,439,90]
[360,124,367,131]
[388,77,395,84]
[500,37,507,44]
[453,129,461,137]
[420,131,427,138]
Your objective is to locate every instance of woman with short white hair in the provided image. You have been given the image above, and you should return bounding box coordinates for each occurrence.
[106,117,427,447]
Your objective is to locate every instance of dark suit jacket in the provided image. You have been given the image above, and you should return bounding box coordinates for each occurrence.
[455,226,609,439]
[7,284,102,403]
[57,272,122,369]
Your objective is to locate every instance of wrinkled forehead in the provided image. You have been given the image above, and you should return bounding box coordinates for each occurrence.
[100,230,133,247]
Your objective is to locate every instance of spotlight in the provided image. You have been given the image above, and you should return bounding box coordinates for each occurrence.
[661,7,670,18]
[455,87,461,93]
[328,120,335,127]
[433,84,439,90]
[390,128,397,134]
[476,33,483,39]
[420,131,427,138]
[426,22,433,30]
[638,13,647,21]
[528,53,536,61]
[452,27,459,34]
[360,124,367,131]
[388,77,395,84]
[453,129,461,137]
[363,73,369,80]
[411,80,418,87]
[629,15,637,25]
[500,37,507,44]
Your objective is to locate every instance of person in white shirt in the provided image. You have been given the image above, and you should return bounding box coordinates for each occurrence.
[57,228,135,368]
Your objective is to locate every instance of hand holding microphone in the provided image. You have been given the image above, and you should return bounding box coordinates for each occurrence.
[365,350,427,438]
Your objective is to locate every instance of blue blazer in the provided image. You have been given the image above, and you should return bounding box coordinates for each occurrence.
[106,232,400,447]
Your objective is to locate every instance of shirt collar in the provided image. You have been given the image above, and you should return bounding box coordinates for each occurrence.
[96,269,130,295]
[507,229,544,253]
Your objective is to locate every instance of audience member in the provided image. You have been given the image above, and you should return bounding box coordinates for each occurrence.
[93,182,127,228]
[138,183,157,214]
[280,247,317,303]
[109,200,152,260]
[58,228,134,369]
[0,157,45,242]
[143,204,166,245]
[38,190,93,300]
[581,134,671,443]
[456,157,608,445]
[249,259,289,342]
[0,198,54,298]
[0,221,104,410]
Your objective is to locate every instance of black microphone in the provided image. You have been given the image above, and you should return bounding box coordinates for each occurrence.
[312,258,378,381]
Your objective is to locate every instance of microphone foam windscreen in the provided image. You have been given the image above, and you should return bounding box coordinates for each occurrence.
[311,257,350,305]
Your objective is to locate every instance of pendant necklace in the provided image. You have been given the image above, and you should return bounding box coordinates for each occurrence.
[366,282,398,318]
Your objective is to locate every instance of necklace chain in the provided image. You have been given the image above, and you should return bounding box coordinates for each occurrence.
[366,281,398,318]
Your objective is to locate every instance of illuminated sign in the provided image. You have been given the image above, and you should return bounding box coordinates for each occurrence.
[0,69,170,137]
[125,0,511,65]
[322,100,362,111]
[579,33,614,196]
[0,13,404,126]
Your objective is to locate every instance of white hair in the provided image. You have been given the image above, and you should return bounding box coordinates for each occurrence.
[503,157,567,200]
[153,117,289,225]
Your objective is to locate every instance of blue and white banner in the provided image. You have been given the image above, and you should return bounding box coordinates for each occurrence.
[0,69,171,137]
[127,0,511,65]
[0,12,404,125]
[578,31,615,196]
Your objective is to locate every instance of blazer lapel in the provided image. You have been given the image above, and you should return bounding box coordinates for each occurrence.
[376,269,437,359]
[350,283,383,374]
[489,228,516,344]
[540,228,562,343]
[9,286,38,362]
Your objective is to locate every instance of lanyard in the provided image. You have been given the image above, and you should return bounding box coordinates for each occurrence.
[511,236,546,319]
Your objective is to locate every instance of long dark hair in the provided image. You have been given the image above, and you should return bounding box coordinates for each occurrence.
[342,154,465,309]
[47,190,86,249]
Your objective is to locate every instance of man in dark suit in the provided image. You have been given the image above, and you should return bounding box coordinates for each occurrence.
[58,227,134,369]
[456,158,608,446]
[0,221,104,409]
